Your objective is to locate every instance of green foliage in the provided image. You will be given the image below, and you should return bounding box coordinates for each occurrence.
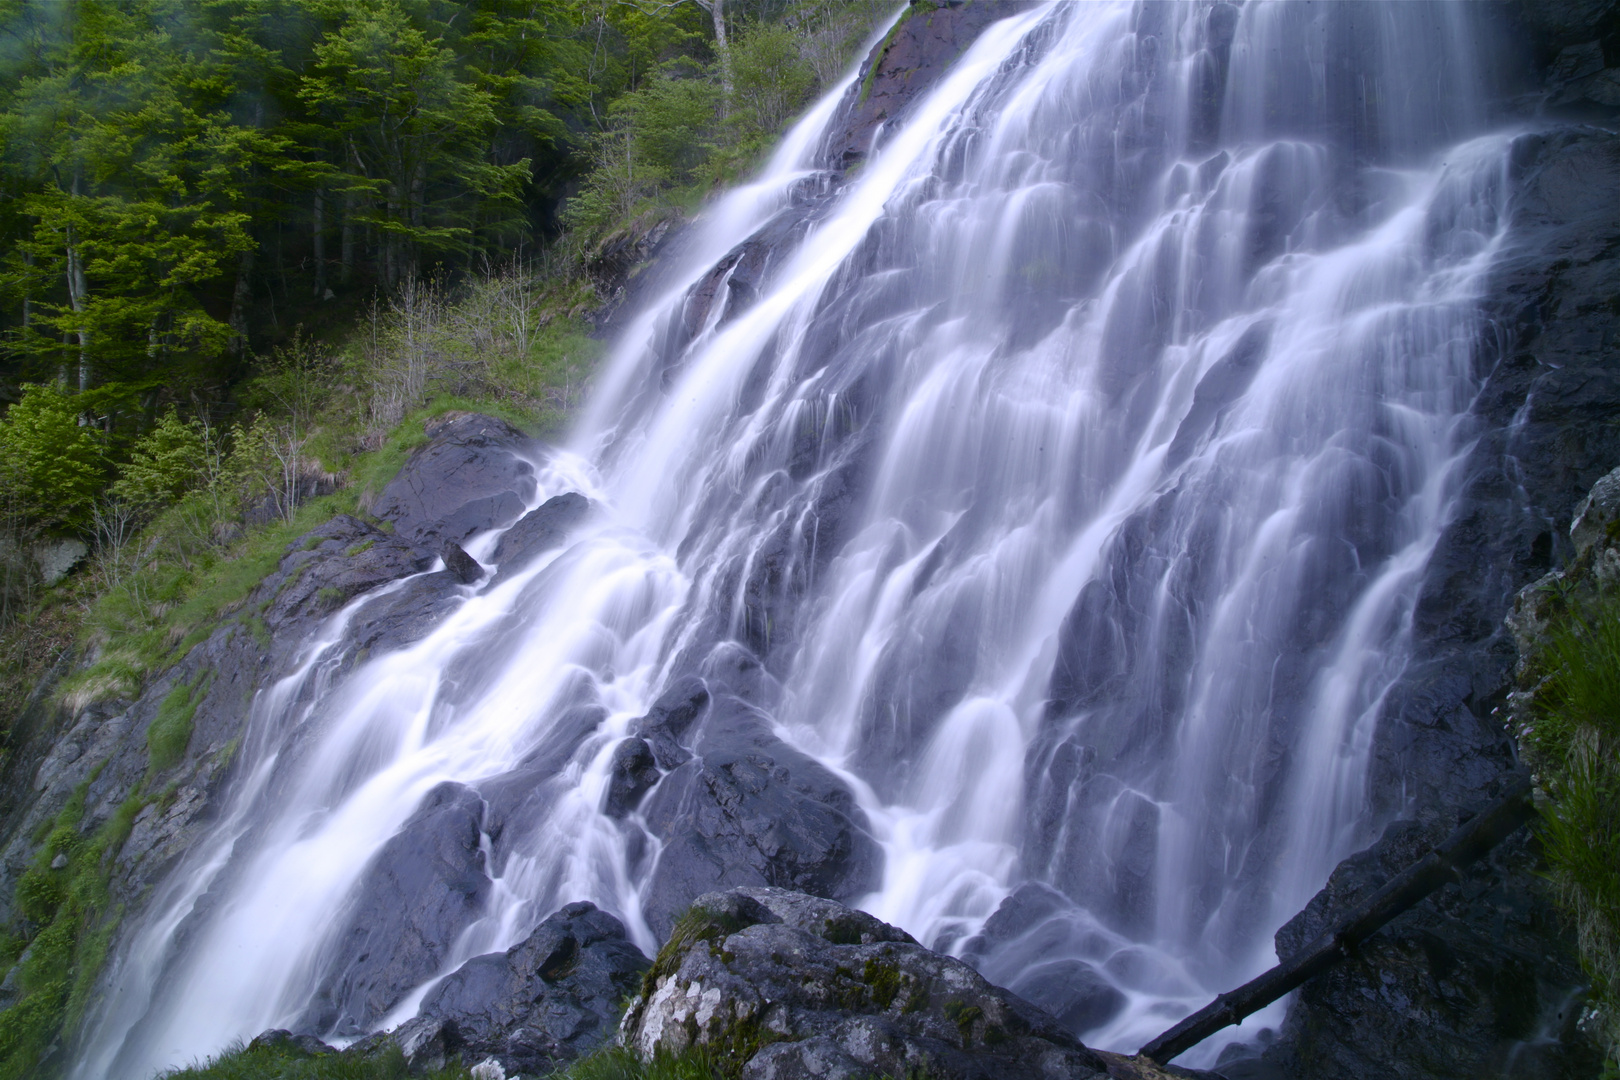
[0,383,104,527]
[0,781,147,1080]
[731,23,816,138]
[557,1043,726,1080]
[113,408,209,511]
[158,1038,458,1079]
[1528,592,1620,1062]
[148,672,207,773]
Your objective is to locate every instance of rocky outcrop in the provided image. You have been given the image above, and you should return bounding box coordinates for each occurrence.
[373,411,537,552]
[621,886,1120,1080]
[488,491,590,586]
[827,0,1041,169]
[1255,794,1597,1080]
[0,413,547,1071]
[639,691,881,940]
[1232,120,1620,1080]
[407,901,649,1075]
[298,782,492,1039]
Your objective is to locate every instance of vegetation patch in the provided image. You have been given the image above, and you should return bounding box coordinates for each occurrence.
[1520,588,1620,1065]
[147,671,208,773]
[0,782,150,1080]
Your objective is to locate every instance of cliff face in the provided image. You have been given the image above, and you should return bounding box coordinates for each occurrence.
[3,3,1620,1078]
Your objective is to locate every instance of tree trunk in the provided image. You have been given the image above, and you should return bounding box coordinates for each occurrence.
[697,0,732,115]
[341,188,356,286]
[228,247,255,359]
[312,188,327,299]
[64,231,89,391]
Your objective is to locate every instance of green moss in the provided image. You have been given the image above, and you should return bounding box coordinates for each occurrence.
[244,615,272,649]
[0,782,150,1080]
[147,672,208,773]
[640,905,755,1003]
[942,1000,982,1047]
[315,587,344,605]
[1526,589,1620,1064]
[857,4,918,105]
[863,957,902,1009]
[345,539,374,557]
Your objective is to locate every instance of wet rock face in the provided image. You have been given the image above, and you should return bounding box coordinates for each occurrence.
[373,411,537,549]
[412,901,650,1076]
[299,782,492,1039]
[488,491,590,586]
[1257,803,1600,1080]
[828,0,1041,169]
[638,695,881,940]
[621,887,1113,1080]
[1239,127,1620,1080]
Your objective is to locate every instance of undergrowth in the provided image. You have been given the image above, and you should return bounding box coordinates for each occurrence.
[159,1040,463,1079]
[1527,590,1620,1063]
[0,774,150,1080]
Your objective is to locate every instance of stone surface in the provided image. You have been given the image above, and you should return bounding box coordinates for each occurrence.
[34,538,87,586]
[373,412,537,549]
[488,492,589,585]
[297,782,491,1038]
[443,540,485,585]
[620,886,1112,1080]
[415,900,649,1075]
[1225,124,1620,1080]
[1259,798,1599,1080]
[639,694,880,940]
[827,0,1041,169]
[604,737,661,819]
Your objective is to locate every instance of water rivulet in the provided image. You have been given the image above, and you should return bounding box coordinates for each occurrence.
[72,1,1601,1075]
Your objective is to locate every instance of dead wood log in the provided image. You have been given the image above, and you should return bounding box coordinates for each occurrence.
[1139,777,1535,1064]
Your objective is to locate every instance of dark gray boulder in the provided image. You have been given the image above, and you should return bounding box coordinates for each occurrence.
[639,695,880,939]
[631,674,709,769]
[960,883,1126,1038]
[413,900,650,1076]
[619,886,1115,1080]
[345,571,467,657]
[441,541,484,585]
[489,492,589,585]
[297,782,491,1039]
[827,0,1042,169]
[261,515,437,635]
[604,738,660,819]
[373,413,536,549]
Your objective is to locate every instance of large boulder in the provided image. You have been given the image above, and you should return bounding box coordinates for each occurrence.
[488,492,590,585]
[619,886,1116,1080]
[373,413,537,550]
[297,782,491,1038]
[404,900,650,1076]
[639,693,880,939]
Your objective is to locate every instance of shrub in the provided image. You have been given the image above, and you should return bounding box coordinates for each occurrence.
[0,384,105,529]
[1530,594,1620,1061]
[112,409,209,511]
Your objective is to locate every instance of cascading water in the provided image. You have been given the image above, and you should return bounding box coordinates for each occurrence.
[78,2,1528,1075]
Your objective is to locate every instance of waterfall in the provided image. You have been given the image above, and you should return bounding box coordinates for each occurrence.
[77,2,1524,1075]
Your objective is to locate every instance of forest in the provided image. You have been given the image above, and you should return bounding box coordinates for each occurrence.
[0,0,882,714]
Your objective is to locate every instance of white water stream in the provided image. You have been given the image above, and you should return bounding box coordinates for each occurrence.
[78,2,1524,1075]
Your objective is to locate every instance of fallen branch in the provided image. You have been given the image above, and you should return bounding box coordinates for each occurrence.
[1140,777,1536,1064]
